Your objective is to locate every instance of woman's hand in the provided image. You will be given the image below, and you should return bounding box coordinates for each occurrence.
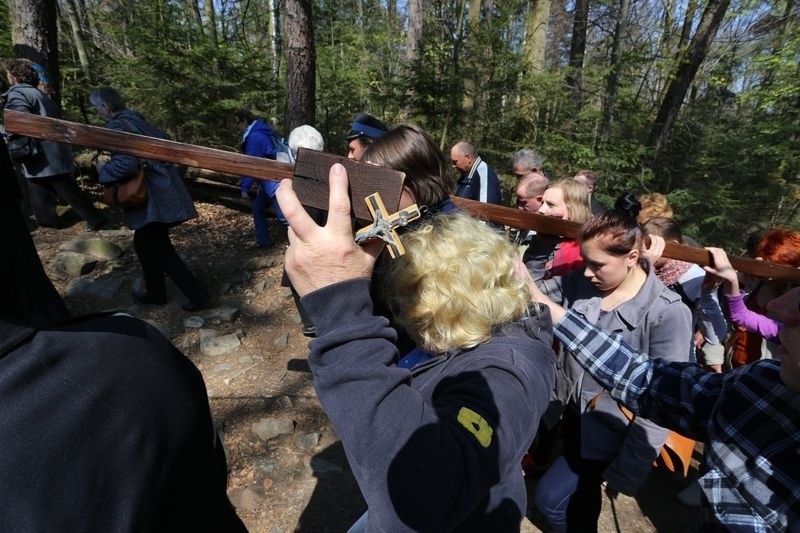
[703,247,740,296]
[513,257,567,323]
[276,163,384,297]
[642,235,666,265]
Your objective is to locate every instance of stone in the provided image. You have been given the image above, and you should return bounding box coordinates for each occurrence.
[252,457,277,475]
[234,487,265,510]
[244,256,280,271]
[276,395,293,409]
[204,306,241,323]
[297,432,320,452]
[64,275,123,298]
[199,328,217,342]
[183,316,205,329]
[60,237,123,260]
[273,333,289,349]
[201,332,241,356]
[253,280,267,292]
[96,229,133,238]
[50,251,97,280]
[280,287,293,299]
[251,418,294,441]
[287,313,302,324]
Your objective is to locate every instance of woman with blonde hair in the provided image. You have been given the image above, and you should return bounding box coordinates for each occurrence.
[524,179,593,300]
[637,192,673,224]
[278,165,556,531]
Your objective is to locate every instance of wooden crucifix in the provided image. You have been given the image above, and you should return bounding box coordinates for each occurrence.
[5,109,800,282]
[355,193,421,258]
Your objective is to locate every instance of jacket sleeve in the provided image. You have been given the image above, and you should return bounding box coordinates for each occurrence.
[725,293,781,343]
[554,310,723,439]
[98,120,141,184]
[603,298,693,494]
[303,278,550,532]
[240,130,277,191]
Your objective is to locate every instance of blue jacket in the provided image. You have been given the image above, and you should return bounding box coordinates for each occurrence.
[454,157,502,205]
[239,119,279,197]
[99,110,197,230]
[304,278,556,532]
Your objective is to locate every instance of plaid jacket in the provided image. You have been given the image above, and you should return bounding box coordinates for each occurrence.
[555,310,800,532]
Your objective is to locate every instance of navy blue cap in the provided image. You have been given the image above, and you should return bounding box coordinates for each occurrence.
[346,112,388,141]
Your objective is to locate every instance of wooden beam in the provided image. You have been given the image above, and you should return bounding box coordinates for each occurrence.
[3,109,405,222]
[451,196,800,283]
[7,110,796,282]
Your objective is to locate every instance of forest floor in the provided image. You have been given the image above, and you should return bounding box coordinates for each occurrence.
[31,192,702,533]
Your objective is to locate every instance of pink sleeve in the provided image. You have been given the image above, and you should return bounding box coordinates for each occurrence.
[725,293,781,343]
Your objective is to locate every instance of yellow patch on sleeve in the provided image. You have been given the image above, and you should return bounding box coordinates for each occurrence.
[456,406,493,448]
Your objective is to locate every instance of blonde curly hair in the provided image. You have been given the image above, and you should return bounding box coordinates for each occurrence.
[384,213,531,354]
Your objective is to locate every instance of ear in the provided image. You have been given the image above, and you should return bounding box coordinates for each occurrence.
[627,249,640,267]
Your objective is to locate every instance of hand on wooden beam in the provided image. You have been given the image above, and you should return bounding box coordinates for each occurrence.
[277,164,385,297]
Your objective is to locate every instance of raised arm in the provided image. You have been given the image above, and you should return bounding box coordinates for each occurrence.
[704,247,781,342]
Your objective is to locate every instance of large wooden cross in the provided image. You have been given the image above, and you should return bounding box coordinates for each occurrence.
[5,109,799,282]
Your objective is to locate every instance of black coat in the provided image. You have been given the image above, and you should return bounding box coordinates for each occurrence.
[0,314,247,532]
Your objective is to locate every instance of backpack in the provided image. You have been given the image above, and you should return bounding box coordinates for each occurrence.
[270,133,295,164]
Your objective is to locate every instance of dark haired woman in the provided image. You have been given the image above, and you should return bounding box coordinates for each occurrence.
[90,87,209,311]
[533,193,692,532]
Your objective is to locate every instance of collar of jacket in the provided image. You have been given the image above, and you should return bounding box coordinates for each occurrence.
[571,267,679,330]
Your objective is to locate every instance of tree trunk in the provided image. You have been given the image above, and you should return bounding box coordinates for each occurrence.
[519,0,550,114]
[600,0,629,139]
[269,0,281,89]
[565,0,588,110]
[62,0,90,79]
[183,0,203,35]
[523,0,550,75]
[9,0,60,103]
[400,0,424,120]
[203,0,218,49]
[649,0,731,164]
[461,0,481,114]
[283,0,315,132]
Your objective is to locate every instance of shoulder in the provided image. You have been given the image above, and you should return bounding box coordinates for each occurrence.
[462,322,556,380]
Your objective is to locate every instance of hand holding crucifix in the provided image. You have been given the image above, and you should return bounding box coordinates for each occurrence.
[276,163,386,297]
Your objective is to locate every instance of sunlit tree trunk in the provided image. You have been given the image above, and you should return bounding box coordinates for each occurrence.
[204,0,218,49]
[284,0,315,132]
[62,0,89,79]
[400,0,424,120]
[519,0,550,113]
[9,0,60,102]
[269,0,281,88]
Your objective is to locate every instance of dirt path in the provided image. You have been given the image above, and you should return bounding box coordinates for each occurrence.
[32,199,700,532]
